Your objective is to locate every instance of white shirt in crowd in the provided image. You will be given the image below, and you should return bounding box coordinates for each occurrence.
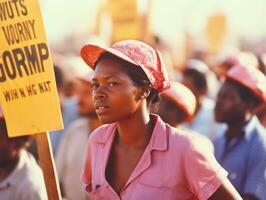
[56,118,93,200]
[0,150,47,200]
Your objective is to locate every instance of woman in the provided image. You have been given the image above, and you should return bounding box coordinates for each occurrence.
[80,40,242,200]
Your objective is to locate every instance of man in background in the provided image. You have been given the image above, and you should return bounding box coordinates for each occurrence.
[56,74,100,200]
[214,65,266,200]
[0,114,47,200]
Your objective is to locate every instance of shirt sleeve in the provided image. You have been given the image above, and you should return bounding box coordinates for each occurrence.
[243,139,266,199]
[184,135,228,200]
[81,135,93,186]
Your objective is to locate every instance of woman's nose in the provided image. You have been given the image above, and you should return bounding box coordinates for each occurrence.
[93,90,106,100]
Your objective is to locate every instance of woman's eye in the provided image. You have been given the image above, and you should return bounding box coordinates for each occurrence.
[108,82,118,87]
[91,82,99,89]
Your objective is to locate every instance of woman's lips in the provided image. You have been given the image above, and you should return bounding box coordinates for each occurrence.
[95,104,110,115]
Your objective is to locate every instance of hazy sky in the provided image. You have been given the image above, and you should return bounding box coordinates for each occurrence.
[40,0,266,46]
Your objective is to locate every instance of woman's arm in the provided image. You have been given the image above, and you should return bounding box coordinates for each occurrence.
[208,179,242,200]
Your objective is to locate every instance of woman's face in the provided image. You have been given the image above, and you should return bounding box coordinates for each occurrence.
[91,58,141,124]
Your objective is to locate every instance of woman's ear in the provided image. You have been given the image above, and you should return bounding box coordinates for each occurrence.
[139,83,152,100]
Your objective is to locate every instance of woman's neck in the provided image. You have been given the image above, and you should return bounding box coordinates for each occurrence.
[88,117,101,131]
[116,108,154,148]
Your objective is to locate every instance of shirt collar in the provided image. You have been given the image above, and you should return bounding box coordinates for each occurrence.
[93,123,117,144]
[148,114,168,151]
[93,114,168,151]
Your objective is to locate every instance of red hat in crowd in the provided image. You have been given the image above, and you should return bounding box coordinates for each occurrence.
[226,65,266,103]
[80,40,170,92]
[161,82,196,121]
[219,55,239,68]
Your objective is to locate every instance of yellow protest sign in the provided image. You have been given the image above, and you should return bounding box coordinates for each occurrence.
[0,0,63,137]
[206,13,227,53]
[107,0,142,43]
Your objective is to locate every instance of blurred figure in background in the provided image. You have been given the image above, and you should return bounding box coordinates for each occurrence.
[255,54,266,127]
[214,55,239,80]
[156,81,196,127]
[214,65,266,200]
[156,81,214,154]
[151,35,175,80]
[49,65,80,154]
[56,74,100,200]
[0,115,47,200]
[181,59,225,140]
[255,103,266,128]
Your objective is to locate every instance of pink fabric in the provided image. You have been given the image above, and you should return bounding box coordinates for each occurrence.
[226,65,266,103]
[161,82,196,120]
[80,40,170,92]
[82,115,228,200]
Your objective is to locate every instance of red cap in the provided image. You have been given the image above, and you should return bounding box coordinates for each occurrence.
[219,55,239,67]
[80,40,170,92]
[161,82,196,121]
[226,65,266,103]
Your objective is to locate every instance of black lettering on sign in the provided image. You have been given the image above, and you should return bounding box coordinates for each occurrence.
[38,81,51,93]
[0,0,28,21]
[0,43,49,83]
[2,20,36,45]
[26,84,37,96]
[3,89,19,102]
[2,50,17,80]
[19,87,26,97]
[12,47,30,77]
[24,44,40,74]
[38,43,49,72]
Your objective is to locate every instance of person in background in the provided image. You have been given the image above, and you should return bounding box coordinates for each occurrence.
[49,65,80,154]
[214,55,239,80]
[255,54,266,127]
[80,39,241,200]
[56,74,100,200]
[0,112,47,200]
[214,65,266,200]
[156,81,196,127]
[156,81,214,154]
[151,35,175,80]
[181,60,225,140]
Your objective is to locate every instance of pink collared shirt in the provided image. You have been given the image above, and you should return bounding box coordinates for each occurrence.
[82,115,228,200]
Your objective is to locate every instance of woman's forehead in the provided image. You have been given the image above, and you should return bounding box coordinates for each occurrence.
[94,58,128,77]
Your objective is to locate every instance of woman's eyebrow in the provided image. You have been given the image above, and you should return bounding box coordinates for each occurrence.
[92,75,121,81]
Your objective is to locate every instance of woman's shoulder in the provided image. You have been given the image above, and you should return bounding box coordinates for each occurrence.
[167,124,214,152]
[89,123,117,143]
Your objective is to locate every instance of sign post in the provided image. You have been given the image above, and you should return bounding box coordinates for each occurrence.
[36,132,62,200]
[0,0,64,199]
